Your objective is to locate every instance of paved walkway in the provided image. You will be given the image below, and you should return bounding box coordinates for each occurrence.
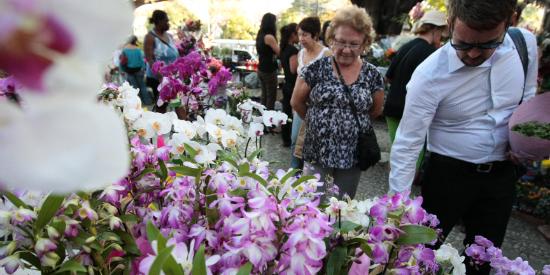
[259,118,550,271]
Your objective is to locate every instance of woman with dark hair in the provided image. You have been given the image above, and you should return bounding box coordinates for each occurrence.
[144,10,179,112]
[256,13,280,110]
[121,35,152,105]
[279,23,299,147]
[291,16,331,169]
[320,20,331,47]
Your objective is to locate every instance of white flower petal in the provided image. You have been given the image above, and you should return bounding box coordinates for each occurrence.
[0,97,130,193]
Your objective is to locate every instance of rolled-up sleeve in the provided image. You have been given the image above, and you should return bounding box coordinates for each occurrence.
[388,69,439,193]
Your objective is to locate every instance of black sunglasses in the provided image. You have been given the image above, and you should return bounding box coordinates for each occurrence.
[449,27,508,51]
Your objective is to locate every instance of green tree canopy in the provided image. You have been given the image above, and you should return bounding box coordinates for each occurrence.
[221,15,256,40]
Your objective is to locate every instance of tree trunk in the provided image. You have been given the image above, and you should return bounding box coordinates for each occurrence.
[350,0,420,36]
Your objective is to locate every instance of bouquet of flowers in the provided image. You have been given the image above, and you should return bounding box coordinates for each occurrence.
[152,51,232,120]
[509,92,550,161]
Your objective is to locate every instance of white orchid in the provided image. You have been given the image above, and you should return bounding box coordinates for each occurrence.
[192,116,207,138]
[133,111,173,139]
[117,82,142,110]
[222,115,244,134]
[185,141,221,164]
[206,123,224,142]
[221,130,238,148]
[169,133,191,155]
[247,122,264,138]
[0,0,133,192]
[262,110,288,127]
[205,108,228,126]
[435,244,466,275]
[172,120,196,140]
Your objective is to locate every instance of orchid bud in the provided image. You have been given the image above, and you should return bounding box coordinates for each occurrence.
[82,245,91,253]
[85,236,96,244]
[0,241,16,258]
[46,226,60,239]
[88,265,95,275]
[109,216,123,231]
[35,238,57,255]
[103,203,118,215]
[40,252,60,268]
[111,243,123,252]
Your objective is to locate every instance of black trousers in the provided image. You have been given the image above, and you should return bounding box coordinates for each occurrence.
[281,89,293,146]
[421,152,517,275]
[146,77,167,113]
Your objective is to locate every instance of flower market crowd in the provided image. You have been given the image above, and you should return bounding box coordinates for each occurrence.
[0,0,549,274]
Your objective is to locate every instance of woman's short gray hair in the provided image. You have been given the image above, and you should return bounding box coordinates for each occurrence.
[326,5,375,48]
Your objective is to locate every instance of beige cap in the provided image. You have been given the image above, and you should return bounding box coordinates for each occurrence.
[412,10,447,32]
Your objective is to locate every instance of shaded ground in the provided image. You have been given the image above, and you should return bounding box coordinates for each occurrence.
[260,118,550,271]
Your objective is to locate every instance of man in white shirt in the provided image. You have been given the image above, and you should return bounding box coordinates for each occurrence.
[388,0,537,274]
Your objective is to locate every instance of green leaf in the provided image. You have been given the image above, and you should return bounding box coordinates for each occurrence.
[333,221,361,234]
[34,194,65,234]
[242,172,268,186]
[99,231,121,243]
[191,244,207,275]
[51,219,66,236]
[120,214,138,223]
[163,255,185,275]
[170,166,201,178]
[158,159,168,182]
[237,162,250,176]
[326,246,348,275]
[149,246,174,275]
[19,252,41,269]
[117,231,140,256]
[280,168,300,184]
[396,224,437,245]
[146,221,167,250]
[246,148,263,161]
[217,151,239,168]
[135,168,157,181]
[184,143,198,158]
[1,191,31,209]
[291,175,317,188]
[360,243,373,257]
[236,262,252,275]
[53,259,86,274]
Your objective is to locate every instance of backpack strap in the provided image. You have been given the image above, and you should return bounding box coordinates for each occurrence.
[507,27,528,104]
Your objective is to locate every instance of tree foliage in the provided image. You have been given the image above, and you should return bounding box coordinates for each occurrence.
[221,15,256,40]
[278,0,334,28]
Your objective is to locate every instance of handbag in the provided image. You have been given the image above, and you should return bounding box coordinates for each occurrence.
[333,57,381,170]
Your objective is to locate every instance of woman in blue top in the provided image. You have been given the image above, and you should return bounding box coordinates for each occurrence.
[121,35,153,105]
[144,10,179,113]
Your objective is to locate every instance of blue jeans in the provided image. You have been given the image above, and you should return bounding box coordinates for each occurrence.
[290,111,303,169]
[126,70,153,105]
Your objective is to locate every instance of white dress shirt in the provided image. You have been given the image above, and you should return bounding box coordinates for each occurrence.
[389,28,538,193]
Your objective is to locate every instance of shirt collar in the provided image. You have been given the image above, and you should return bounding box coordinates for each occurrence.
[447,43,493,73]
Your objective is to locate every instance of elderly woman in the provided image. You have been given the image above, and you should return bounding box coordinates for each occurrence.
[291,6,384,199]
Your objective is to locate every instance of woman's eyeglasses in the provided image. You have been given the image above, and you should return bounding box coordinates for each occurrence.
[332,39,362,50]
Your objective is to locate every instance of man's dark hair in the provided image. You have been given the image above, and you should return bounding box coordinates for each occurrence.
[298,16,321,39]
[447,0,517,30]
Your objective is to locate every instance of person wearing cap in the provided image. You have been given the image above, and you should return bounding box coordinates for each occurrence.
[384,10,447,171]
[389,0,537,274]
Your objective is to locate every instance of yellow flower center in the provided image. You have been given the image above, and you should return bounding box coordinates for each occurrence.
[152,122,161,132]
